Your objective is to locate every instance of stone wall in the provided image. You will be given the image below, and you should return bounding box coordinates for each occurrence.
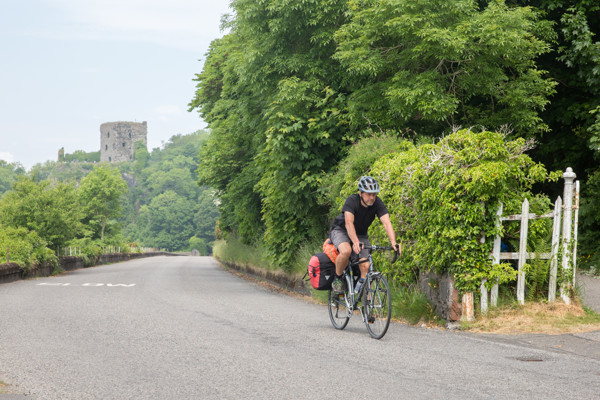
[418,270,462,321]
[0,252,167,284]
[100,121,147,163]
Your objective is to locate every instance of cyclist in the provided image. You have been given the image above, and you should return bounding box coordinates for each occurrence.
[330,176,400,293]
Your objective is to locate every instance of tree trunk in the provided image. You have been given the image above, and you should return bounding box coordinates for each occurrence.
[101,218,106,241]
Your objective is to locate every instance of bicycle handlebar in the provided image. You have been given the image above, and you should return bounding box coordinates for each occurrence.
[361,244,399,264]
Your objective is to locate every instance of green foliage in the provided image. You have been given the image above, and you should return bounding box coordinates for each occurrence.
[62,150,101,163]
[0,177,86,249]
[0,160,25,195]
[212,238,276,271]
[334,0,556,135]
[391,284,438,325]
[190,0,564,269]
[121,131,219,252]
[320,133,412,216]
[0,132,216,263]
[579,168,600,269]
[522,225,554,300]
[189,236,208,255]
[79,164,128,240]
[137,191,196,251]
[256,79,349,266]
[0,227,57,270]
[29,160,96,183]
[363,129,560,293]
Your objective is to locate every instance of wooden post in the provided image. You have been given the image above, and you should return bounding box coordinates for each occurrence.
[548,196,562,302]
[480,279,488,314]
[491,203,502,308]
[462,292,474,322]
[572,180,580,287]
[560,168,576,305]
[517,199,529,305]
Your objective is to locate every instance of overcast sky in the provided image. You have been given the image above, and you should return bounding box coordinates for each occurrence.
[0,0,232,169]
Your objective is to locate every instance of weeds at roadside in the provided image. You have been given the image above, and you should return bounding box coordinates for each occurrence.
[462,299,600,334]
[390,285,439,325]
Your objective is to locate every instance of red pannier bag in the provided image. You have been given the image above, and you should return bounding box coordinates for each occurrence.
[307,252,336,290]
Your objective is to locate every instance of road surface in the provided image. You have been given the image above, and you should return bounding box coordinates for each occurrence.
[1,256,599,399]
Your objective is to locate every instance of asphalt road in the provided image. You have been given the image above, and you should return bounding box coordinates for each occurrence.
[1,256,599,399]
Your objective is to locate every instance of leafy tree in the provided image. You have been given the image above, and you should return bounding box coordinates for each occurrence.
[189,236,208,255]
[133,141,150,173]
[0,227,56,269]
[191,35,267,244]
[79,164,128,240]
[119,131,218,251]
[193,189,220,247]
[0,160,25,195]
[0,177,85,249]
[29,160,95,183]
[191,0,351,264]
[504,0,600,264]
[137,191,196,251]
[190,0,561,267]
[334,0,556,136]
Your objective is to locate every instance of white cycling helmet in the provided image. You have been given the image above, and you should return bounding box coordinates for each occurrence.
[357,176,380,193]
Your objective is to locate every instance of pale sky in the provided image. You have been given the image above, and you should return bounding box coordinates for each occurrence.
[0,0,232,169]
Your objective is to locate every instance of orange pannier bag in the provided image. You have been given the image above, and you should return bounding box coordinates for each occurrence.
[322,238,339,264]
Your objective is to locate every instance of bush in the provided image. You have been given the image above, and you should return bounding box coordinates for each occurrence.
[363,129,561,294]
[0,227,57,271]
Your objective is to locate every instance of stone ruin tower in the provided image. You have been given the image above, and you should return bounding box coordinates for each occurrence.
[100,121,147,163]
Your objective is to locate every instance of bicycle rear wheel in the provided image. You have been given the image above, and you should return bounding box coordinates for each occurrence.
[328,285,350,330]
[362,273,391,339]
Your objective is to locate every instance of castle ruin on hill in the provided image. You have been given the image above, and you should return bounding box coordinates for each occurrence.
[100,121,147,163]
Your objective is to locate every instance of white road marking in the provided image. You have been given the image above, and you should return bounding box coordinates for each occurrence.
[37,283,136,287]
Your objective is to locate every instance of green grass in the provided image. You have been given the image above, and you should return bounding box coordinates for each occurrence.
[213,236,325,275]
[213,238,277,271]
[390,284,439,325]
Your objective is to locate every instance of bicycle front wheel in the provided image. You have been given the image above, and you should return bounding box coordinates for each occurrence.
[362,273,391,339]
[328,286,350,330]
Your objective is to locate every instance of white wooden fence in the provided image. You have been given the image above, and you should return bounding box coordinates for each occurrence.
[477,168,580,317]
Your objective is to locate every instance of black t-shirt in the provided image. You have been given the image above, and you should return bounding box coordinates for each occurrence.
[332,194,389,236]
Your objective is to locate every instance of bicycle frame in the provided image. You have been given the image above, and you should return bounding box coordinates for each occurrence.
[340,245,396,319]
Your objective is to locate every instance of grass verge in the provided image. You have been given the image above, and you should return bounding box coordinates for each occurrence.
[462,299,600,334]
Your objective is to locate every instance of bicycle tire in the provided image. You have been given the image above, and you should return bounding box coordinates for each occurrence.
[328,285,350,330]
[362,273,391,339]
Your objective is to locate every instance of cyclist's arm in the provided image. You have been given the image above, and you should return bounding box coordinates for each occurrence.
[380,213,400,254]
[344,211,362,255]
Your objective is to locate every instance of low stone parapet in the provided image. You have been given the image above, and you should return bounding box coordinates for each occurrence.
[0,252,169,284]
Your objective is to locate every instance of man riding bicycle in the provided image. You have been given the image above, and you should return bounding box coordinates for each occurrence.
[330,176,400,293]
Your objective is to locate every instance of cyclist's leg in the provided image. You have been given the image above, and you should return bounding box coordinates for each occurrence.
[357,236,370,279]
[330,229,352,276]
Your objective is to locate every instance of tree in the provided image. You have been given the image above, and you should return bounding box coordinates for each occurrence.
[334,0,556,136]
[190,0,559,267]
[190,0,351,264]
[79,164,128,240]
[0,177,85,249]
[138,191,196,251]
[0,160,25,195]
